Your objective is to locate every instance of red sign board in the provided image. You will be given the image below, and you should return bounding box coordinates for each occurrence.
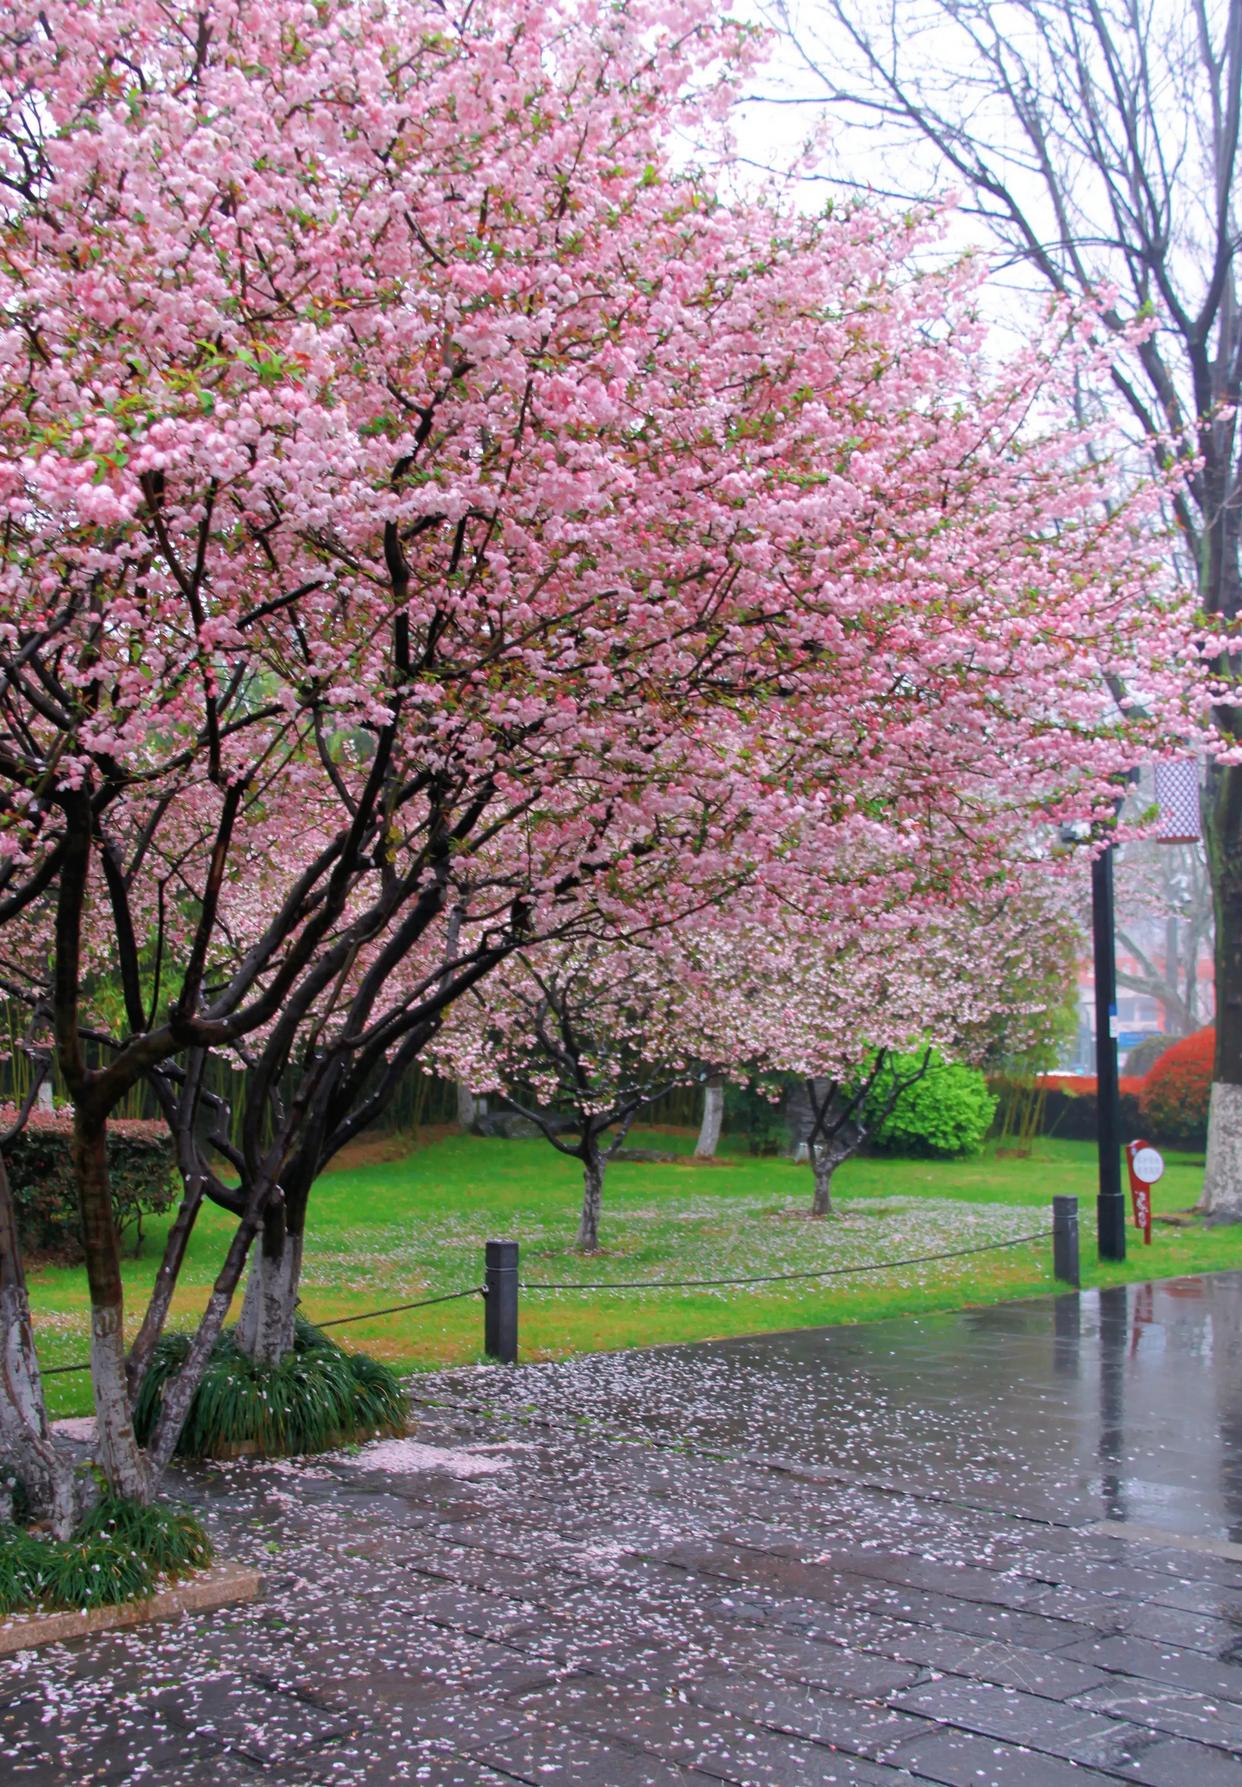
[1125,1139,1164,1244]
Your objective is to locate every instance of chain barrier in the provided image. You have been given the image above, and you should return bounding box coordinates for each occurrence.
[38,1282,486,1375]
[316,1285,484,1330]
[34,1227,1056,1379]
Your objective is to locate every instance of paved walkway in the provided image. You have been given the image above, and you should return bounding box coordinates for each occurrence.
[6,1273,1242,1784]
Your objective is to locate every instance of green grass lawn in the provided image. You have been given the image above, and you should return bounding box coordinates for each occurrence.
[28,1128,1238,1418]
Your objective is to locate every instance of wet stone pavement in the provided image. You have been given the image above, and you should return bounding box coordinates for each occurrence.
[6,1275,1242,1785]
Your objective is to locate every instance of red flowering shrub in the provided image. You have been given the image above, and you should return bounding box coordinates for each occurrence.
[1039,1074,1144,1096]
[1138,1027,1214,1146]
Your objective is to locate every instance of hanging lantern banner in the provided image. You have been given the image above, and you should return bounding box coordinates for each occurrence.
[1153,759,1201,844]
[1125,1138,1163,1244]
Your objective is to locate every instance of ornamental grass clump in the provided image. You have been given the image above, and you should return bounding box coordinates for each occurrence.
[0,1495,212,1617]
[133,1318,407,1461]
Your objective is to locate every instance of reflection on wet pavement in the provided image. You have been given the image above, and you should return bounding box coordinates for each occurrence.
[437,1273,1242,1545]
[5,1273,1242,1784]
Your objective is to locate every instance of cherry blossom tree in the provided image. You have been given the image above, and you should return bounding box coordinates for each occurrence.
[436,938,713,1253]
[763,0,1242,1211]
[693,867,1086,1218]
[0,0,1209,1524]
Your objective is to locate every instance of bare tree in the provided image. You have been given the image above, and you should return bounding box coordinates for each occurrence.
[1116,839,1215,1035]
[766,0,1242,1211]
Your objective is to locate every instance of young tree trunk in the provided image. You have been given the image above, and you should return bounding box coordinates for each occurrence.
[72,1110,150,1502]
[576,1150,606,1253]
[146,1205,265,1475]
[0,1151,80,1535]
[456,1080,478,1130]
[236,1213,304,1366]
[809,1146,838,1219]
[1202,766,1242,1220]
[695,1078,724,1158]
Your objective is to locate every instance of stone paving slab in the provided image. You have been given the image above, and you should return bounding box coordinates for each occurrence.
[6,1274,1242,1783]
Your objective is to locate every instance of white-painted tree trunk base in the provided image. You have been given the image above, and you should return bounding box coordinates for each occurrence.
[0,1281,46,1433]
[237,1233,304,1364]
[694,1082,724,1158]
[1201,1082,1242,1221]
[91,1308,151,1503]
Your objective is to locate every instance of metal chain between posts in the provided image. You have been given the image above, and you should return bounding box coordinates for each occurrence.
[38,1284,486,1375]
[34,1218,1067,1380]
[316,1285,484,1330]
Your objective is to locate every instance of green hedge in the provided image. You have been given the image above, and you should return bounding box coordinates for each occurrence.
[1037,1085,1145,1144]
[2,1111,176,1261]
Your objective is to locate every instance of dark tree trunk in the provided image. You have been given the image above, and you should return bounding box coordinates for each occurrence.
[72,1109,150,1502]
[577,1149,606,1253]
[810,1147,839,1219]
[1203,759,1242,1218]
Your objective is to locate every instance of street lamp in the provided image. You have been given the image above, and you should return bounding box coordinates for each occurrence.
[1068,761,1202,1266]
[1091,840,1126,1261]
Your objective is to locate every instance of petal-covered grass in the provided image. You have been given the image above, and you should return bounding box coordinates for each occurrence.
[25,1129,1232,1418]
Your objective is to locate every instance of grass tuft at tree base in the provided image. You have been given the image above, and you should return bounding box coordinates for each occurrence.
[132,1316,407,1460]
[0,1493,212,1618]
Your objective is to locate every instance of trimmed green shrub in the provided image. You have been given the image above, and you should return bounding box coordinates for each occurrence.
[1,1109,176,1260]
[0,1495,211,1617]
[1139,1025,1214,1147]
[133,1317,407,1460]
[864,1050,997,1157]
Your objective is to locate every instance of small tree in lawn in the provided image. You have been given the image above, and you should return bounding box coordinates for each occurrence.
[0,0,1207,1528]
[798,1050,935,1219]
[706,866,1086,1218]
[439,939,708,1253]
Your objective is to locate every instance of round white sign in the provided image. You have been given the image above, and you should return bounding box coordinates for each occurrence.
[1131,1145,1164,1185]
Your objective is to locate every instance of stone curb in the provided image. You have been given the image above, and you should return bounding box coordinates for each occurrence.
[0,1562,261,1656]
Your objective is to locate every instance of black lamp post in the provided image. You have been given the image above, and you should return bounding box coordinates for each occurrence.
[1079,762,1200,1266]
[1091,844,1127,1261]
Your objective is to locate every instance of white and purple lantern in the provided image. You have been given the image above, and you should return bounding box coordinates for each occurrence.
[1153,758,1201,845]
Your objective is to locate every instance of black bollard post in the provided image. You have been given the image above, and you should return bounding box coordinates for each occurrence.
[1092,846,1126,1262]
[1052,1195,1080,1289]
[484,1239,519,1364]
